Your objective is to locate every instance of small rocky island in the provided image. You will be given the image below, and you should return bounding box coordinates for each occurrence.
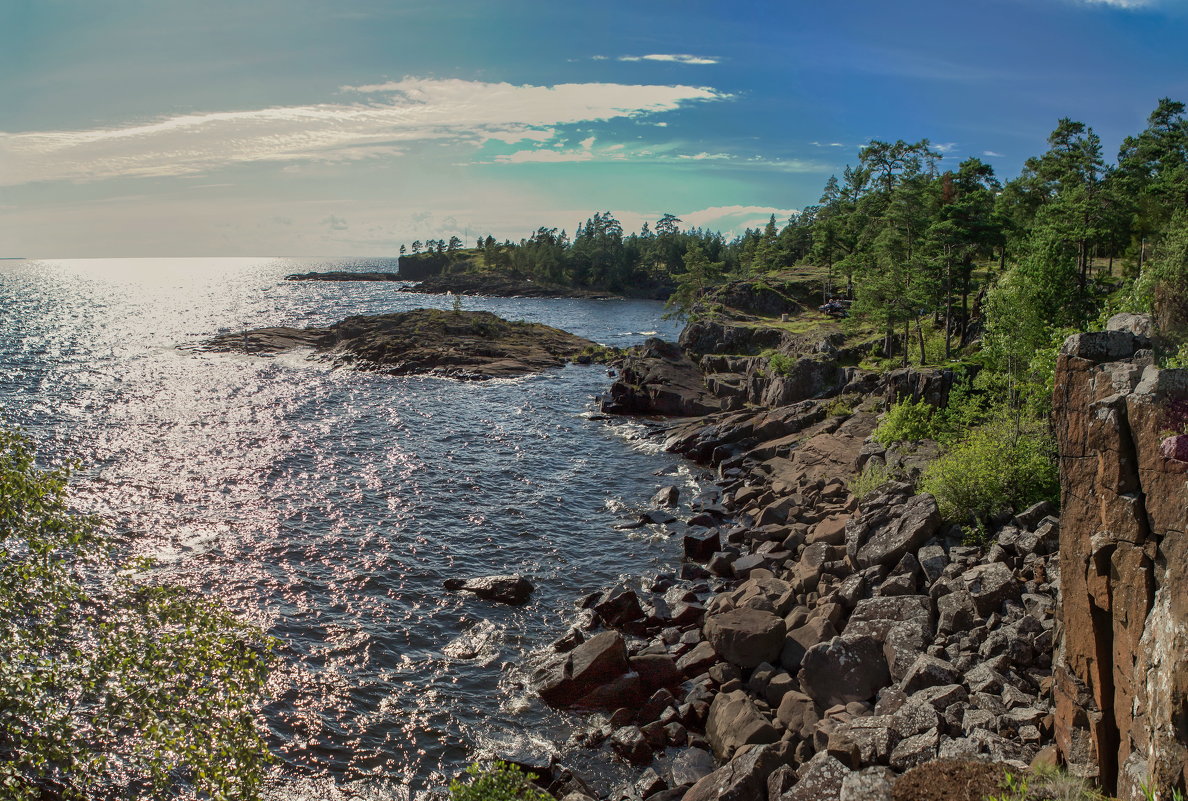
[203,308,601,379]
[286,271,403,281]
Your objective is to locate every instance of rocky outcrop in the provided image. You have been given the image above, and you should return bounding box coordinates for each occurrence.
[1052,326,1188,798]
[600,339,723,417]
[286,271,402,281]
[401,272,620,299]
[202,309,599,380]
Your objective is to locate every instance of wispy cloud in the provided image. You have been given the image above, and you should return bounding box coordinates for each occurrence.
[618,54,719,65]
[1069,0,1154,7]
[1,77,725,186]
[983,150,1005,158]
[677,205,800,235]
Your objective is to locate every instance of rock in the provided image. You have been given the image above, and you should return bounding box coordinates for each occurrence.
[652,485,681,508]
[889,727,939,771]
[1105,312,1155,339]
[839,767,894,801]
[706,690,780,759]
[208,308,599,379]
[776,690,821,742]
[631,653,683,693]
[636,768,668,798]
[799,635,891,709]
[961,562,1020,617]
[537,631,634,708]
[610,726,652,764]
[937,590,978,635]
[594,587,646,627]
[900,654,960,695]
[704,608,787,669]
[781,617,839,672]
[683,529,721,563]
[882,621,929,682]
[443,574,534,604]
[680,742,793,801]
[602,339,723,416]
[783,752,851,801]
[676,642,719,677]
[853,494,942,569]
[670,747,716,787]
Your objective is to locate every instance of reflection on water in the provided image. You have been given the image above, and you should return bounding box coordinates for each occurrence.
[0,258,698,797]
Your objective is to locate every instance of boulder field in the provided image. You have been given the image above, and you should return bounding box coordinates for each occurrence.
[520,311,1188,801]
[201,308,602,380]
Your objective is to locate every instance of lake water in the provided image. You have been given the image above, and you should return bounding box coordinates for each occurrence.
[0,257,699,799]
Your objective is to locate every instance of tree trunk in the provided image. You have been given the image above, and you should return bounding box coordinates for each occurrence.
[916,315,927,365]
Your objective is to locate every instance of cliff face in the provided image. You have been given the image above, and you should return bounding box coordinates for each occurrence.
[1052,327,1188,798]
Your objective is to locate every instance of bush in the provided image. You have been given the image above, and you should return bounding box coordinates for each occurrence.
[449,762,553,801]
[848,461,899,499]
[872,398,939,444]
[918,419,1058,526]
[0,430,273,800]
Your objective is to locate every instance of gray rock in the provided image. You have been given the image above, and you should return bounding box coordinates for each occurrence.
[681,742,793,801]
[900,653,960,695]
[937,589,978,634]
[917,544,948,585]
[594,586,646,626]
[799,635,891,709]
[883,621,929,682]
[443,574,535,604]
[855,494,941,569]
[889,727,939,771]
[783,752,852,801]
[840,767,895,801]
[961,562,1020,617]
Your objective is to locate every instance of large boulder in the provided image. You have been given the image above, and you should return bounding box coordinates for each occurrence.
[536,631,639,708]
[681,742,793,801]
[601,339,722,416]
[799,635,891,708]
[704,607,787,669]
[705,690,780,759]
[853,494,941,569]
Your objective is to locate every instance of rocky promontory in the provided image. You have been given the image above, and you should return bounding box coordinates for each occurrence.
[202,308,601,380]
[286,270,403,281]
[400,272,620,299]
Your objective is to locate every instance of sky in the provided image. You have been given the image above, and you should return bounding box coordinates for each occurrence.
[2,0,1188,257]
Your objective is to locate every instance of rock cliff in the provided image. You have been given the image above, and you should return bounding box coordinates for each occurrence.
[1052,325,1188,798]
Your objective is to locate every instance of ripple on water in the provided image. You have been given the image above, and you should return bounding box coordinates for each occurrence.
[0,257,703,797]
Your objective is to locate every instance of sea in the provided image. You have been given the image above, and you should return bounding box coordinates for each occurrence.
[0,257,704,799]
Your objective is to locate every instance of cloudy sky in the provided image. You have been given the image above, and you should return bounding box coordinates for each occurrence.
[3,0,1187,257]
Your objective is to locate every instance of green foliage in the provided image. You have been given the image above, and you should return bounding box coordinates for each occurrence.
[848,461,899,499]
[824,393,859,417]
[665,242,726,320]
[985,770,1030,801]
[448,762,553,801]
[0,429,273,800]
[765,350,797,377]
[919,418,1059,526]
[873,398,940,444]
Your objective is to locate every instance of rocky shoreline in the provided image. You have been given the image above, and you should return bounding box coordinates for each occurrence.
[401,273,622,299]
[201,308,603,380]
[506,310,1188,801]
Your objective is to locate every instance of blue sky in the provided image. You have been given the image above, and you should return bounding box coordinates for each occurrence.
[3,0,1187,257]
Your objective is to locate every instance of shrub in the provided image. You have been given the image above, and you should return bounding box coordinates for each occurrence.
[449,762,553,801]
[848,461,900,499]
[918,418,1058,526]
[0,429,273,800]
[872,398,939,444]
[766,350,797,377]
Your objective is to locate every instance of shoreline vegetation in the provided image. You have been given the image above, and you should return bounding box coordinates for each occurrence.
[5,100,1188,799]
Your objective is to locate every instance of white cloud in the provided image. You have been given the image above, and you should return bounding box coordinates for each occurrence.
[1,77,724,186]
[1070,0,1153,7]
[493,149,596,164]
[618,54,719,65]
[983,150,1005,158]
[677,205,800,235]
[935,142,959,153]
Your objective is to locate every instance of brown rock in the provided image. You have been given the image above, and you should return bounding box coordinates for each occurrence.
[704,607,787,669]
